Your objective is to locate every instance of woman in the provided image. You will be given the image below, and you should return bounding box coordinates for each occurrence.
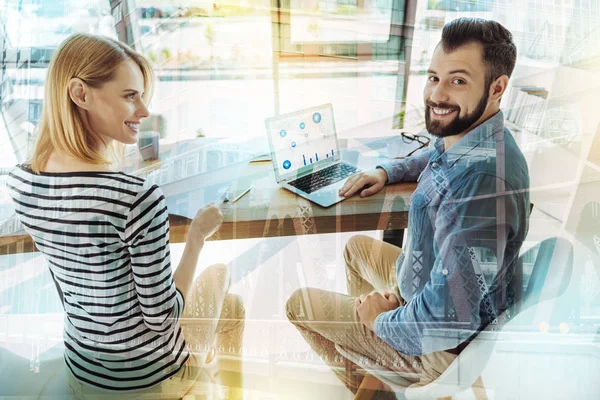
[7,33,244,399]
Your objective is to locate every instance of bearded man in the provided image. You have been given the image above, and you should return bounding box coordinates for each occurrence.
[286,17,530,396]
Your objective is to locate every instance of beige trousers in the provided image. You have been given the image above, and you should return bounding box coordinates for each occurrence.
[68,264,245,400]
[286,235,456,395]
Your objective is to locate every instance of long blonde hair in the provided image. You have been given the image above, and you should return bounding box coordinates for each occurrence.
[29,33,154,173]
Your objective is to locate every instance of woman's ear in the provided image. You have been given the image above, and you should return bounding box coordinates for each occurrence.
[67,78,91,110]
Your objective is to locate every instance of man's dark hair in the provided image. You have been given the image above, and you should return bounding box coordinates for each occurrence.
[440,18,517,88]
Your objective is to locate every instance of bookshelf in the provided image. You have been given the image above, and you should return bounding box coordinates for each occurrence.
[507,65,600,145]
[505,85,548,137]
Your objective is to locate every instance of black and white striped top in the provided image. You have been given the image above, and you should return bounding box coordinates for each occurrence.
[7,165,189,391]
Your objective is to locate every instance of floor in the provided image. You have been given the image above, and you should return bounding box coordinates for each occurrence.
[0,230,381,400]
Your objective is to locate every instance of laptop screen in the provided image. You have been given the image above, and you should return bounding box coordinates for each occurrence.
[265,104,340,182]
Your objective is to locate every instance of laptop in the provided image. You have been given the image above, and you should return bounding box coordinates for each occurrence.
[265,104,359,207]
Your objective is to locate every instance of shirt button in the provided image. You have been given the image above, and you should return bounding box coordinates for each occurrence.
[442,268,449,275]
[432,162,439,168]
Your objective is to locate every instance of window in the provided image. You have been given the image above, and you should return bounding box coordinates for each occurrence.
[126,0,136,16]
[318,44,357,58]
[112,3,122,25]
[372,36,403,61]
[0,0,116,166]
[28,101,42,123]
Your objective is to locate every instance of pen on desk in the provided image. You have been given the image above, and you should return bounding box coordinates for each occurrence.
[230,185,253,204]
[220,187,232,204]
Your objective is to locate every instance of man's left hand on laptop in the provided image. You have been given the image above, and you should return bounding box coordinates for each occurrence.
[338,168,389,198]
[355,290,400,331]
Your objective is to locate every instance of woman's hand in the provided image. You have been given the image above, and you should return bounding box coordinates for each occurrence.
[175,204,223,298]
[188,203,223,246]
[338,168,388,198]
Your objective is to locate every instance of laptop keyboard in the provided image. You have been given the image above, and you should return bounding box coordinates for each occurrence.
[289,163,357,194]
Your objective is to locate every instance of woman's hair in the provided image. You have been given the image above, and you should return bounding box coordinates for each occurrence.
[29,33,154,173]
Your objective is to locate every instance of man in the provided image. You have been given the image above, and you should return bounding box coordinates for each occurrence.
[286,17,530,395]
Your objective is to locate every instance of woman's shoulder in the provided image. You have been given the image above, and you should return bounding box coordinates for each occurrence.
[7,163,154,202]
[7,164,38,189]
[9,163,32,176]
[11,163,141,184]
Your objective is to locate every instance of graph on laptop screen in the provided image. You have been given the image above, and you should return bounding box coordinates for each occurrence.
[267,106,337,178]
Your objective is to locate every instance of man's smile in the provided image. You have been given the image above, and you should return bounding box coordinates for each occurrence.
[430,107,457,120]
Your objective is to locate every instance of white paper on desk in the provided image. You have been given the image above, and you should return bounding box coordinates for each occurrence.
[162,161,248,219]
[222,136,270,162]
[143,142,254,219]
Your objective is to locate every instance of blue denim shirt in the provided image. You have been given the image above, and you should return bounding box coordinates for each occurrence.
[374,111,530,356]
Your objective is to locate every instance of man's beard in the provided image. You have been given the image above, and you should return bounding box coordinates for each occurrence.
[425,90,489,138]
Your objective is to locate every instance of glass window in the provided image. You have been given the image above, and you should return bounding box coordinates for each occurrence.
[112,3,122,24]
[28,101,41,123]
[0,0,117,167]
[126,0,136,16]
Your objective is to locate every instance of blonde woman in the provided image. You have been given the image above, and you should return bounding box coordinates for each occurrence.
[6,34,244,399]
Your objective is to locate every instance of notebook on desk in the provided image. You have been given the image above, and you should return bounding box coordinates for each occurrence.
[265,104,360,208]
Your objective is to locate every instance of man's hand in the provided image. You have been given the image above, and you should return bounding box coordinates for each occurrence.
[356,291,400,331]
[339,168,388,198]
[383,290,401,308]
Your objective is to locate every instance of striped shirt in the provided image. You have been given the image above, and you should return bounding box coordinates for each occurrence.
[7,165,189,391]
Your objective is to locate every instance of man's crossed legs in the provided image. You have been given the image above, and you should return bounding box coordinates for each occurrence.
[286,235,455,396]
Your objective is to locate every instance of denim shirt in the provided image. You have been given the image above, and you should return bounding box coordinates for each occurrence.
[374,111,530,356]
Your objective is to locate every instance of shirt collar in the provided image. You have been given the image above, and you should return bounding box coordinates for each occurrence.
[431,110,505,166]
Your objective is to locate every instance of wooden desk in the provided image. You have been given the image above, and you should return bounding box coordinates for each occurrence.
[169,161,415,243]
[0,141,416,254]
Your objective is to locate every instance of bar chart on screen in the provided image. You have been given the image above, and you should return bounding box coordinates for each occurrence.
[302,149,335,165]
